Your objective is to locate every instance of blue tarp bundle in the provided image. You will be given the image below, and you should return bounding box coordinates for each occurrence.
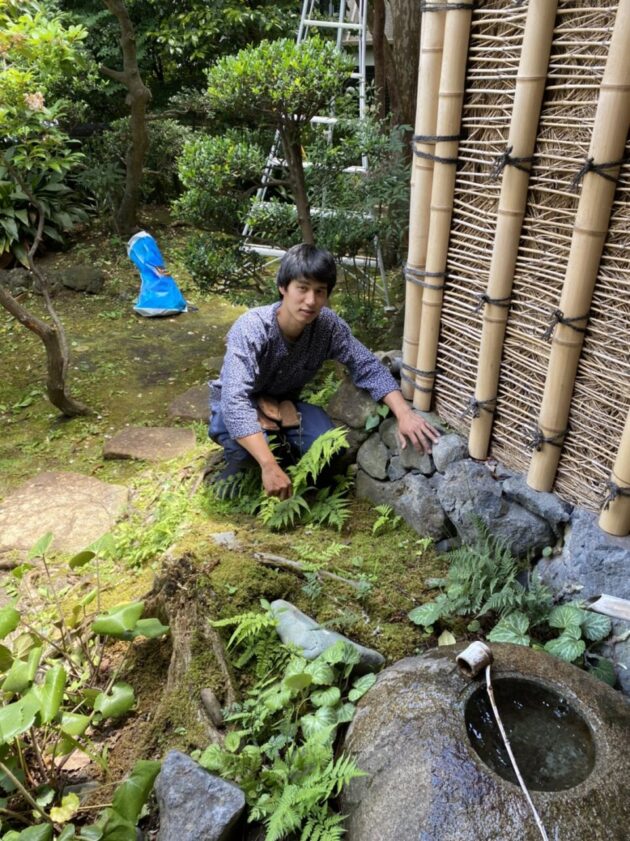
[127,230,187,317]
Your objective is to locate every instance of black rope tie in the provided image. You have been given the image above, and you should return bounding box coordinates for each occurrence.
[570,155,627,191]
[401,362,440,394]
[490,145,534,180]
[413,147,459,165]
[542,309,589,341]
[601,481,630,511]
[525,427,568,451]
[473,292,511,312]
[413,133,465,144]
[405,265,448,291]
[461,395,496,419]
[420,2,473,11]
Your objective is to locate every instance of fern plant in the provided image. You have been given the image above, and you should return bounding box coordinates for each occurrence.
[218,426,352,531]
[202,609,378,840]
[407,525,615,682]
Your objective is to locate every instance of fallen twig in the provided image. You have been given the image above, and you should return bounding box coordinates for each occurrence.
[254,552,363,591]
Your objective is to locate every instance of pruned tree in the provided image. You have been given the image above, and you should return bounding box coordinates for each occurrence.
[205,37,354,245]
[100,0,151,236]
[0,0,91,417]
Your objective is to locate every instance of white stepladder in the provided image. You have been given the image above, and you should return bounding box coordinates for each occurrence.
[241,0,393,309]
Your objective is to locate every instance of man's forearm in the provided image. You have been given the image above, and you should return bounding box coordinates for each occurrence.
[235,431,277,467]
[382,389,410,419]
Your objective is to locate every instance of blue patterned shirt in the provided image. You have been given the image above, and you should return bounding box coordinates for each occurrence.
[211,301,400,439]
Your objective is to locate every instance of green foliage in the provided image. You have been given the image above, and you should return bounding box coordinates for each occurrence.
[365,404,390,432]
[371,505,402,536]
[174,131,265,233]
[407,526,615,679]
[0,3,88,264]
[205,37,354,132]
[113,482,189,567]
[299,369,341,410]
[183,232,271,305]
[201,610,376,840]
[0,533,168,836]
[255,428,351,531]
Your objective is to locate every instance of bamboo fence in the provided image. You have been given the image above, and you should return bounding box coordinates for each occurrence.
[406,0,630,530]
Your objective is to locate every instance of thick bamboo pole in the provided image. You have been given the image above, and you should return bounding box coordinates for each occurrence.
[527,0,630,491]
[401,6,446,399]
[468,0,558,459]
[412,0,473,411]
[599,409,630,536]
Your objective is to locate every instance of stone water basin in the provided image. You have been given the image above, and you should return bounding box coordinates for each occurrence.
[341,643,630,840]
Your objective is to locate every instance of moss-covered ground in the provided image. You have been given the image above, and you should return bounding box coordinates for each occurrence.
[1,218,446,781]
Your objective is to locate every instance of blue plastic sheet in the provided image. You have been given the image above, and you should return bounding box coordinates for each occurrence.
[127,230,187,317]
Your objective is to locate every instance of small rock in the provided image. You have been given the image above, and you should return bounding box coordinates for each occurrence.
[387,455,407,482]
[57,265,105,294]
[168,385,210,422]
[502,475,572,538]
[431,433,469,473]
[211,531,240,550]
[201,688,224,727]
[104,427,196,462]
[155,750,245,841]
[270,599,385,672]
[399,446,434,475]
[379,417,399,451]
[356,471,446,540]
[327,380,380,429]
[356,434,389,480]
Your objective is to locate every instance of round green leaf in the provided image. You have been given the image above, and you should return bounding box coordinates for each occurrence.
[408,601,443,628]
[37,664,66,724]
[321,640,361,667]
[130,617,170,639]
[50,792,80,824]
[348,672,376,702]
[588,656,616,686]
[60,712,91,736]
[548,604,583,630]
[0,606,20,639]
[580,611,612,642]
[304,659,335,686]
[487,612,530,646]
[93,682,135,719]
[27,531,54,560]
[284,671,313,691]
[310,686,341,707]
[91,602,144,638]
[438,630,457,647]
[111,759,161,824]
[544,635,586,663]
[68,550,96,570]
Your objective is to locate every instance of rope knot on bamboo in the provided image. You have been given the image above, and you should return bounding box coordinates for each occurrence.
[473,292,511,313]
[601,481,630,511]
[525,427,567,451]
[542,309,589,341]
[404,265,448,291]
[570,155,627,191]
[490,145,533,180]
[461,395,496,419]
[401,362,440,394]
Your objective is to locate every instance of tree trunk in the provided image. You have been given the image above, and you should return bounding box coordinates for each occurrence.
[280,127,315,244]
[0,282,91,417]
[389,0,422,128]
[368,0,421,129]
[101,0,152,237]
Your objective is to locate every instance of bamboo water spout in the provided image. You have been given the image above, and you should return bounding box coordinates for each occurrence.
[527,0,630,492]
[401,6,446,400]
[412,0,473,411]
[468,0,557,460]
[599,409,630,536]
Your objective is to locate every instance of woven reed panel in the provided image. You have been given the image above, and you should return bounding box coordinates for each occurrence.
[431,0,628,511]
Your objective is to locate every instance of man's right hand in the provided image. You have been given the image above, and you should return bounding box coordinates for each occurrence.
[261,461,292,499]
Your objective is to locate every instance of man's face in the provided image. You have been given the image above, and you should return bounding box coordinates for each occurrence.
[280,276,329,326]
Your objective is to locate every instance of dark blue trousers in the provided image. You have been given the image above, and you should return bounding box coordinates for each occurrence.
[209,401,335,469]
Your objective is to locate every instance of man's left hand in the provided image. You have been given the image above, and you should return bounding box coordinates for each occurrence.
[396,409,440,453]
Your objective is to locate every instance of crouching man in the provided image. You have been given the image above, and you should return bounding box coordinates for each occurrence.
[209,243,439,499]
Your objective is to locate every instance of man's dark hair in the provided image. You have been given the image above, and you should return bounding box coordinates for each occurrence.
[276,243,337,295]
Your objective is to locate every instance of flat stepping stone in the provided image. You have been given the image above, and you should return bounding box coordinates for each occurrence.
[168,385,210,422]
[104,427,196,461]
[0,472,129,556]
